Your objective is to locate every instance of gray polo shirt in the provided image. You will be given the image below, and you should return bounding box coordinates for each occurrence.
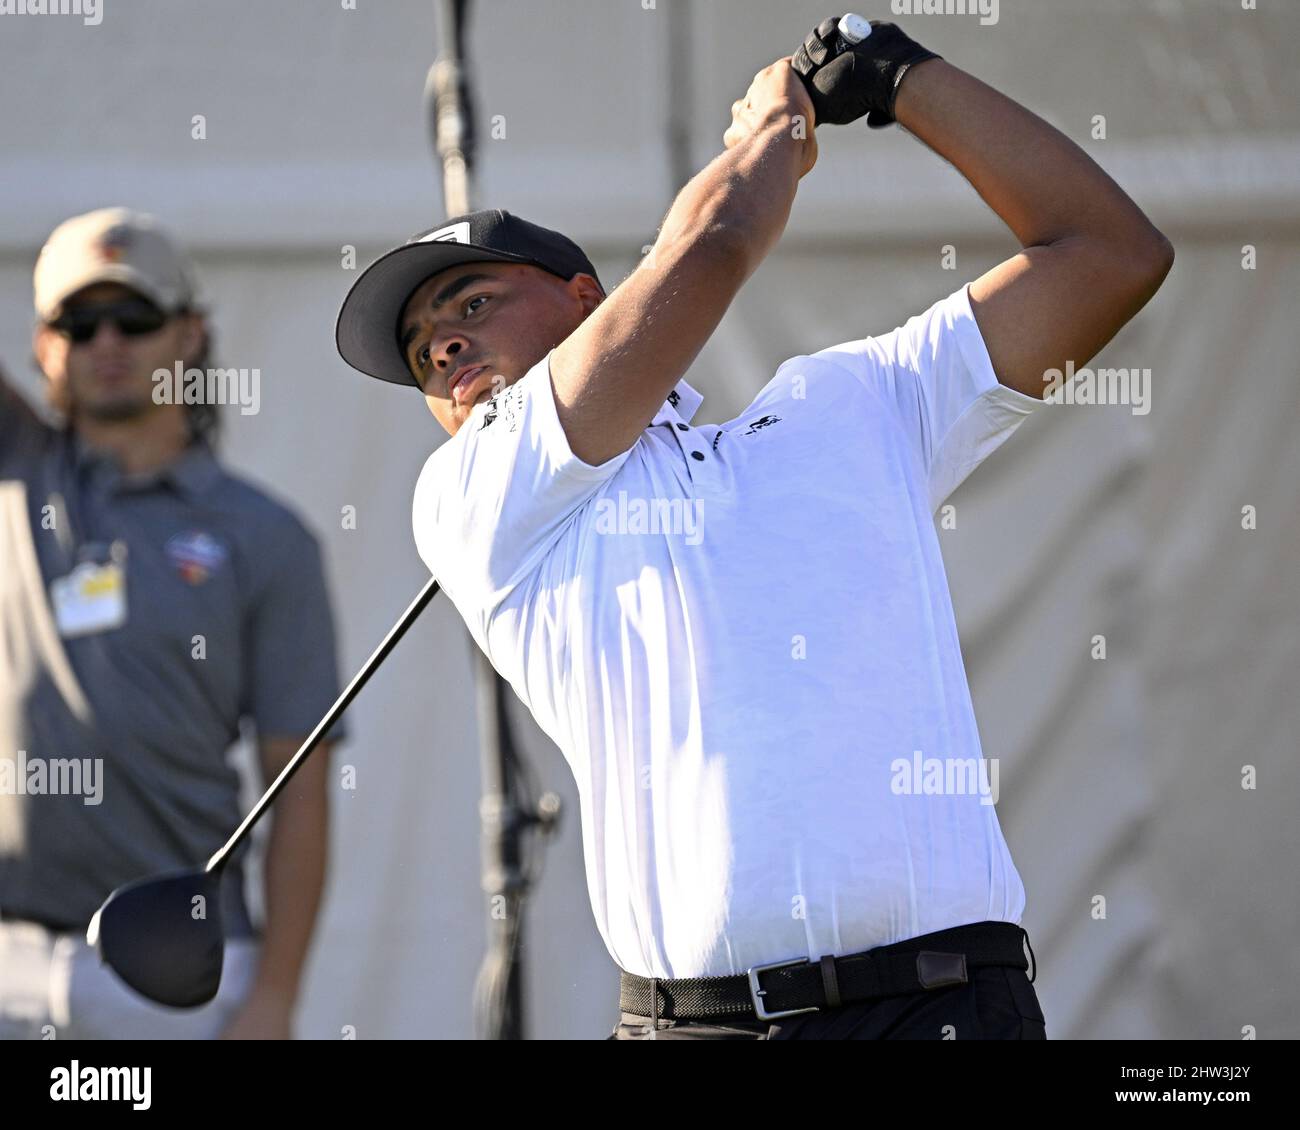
[0,376,345,935]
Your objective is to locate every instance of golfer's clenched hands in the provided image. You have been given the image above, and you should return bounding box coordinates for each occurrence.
[724,57,819,179]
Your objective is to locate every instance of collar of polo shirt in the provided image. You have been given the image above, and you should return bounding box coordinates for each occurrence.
[464,356,704,432]
[69,431,222,499]
[649,377,704,428]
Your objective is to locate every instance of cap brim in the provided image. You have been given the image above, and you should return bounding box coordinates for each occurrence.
[42,266,171,322]
[335,241,534,387]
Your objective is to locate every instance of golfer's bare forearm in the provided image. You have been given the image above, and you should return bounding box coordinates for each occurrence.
[656,114,806,269]
[891,59,1173,394]
[551,115,807,464]
[894,60,1167,255]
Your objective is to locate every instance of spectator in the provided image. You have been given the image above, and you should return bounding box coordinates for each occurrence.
[0,207,345,1039]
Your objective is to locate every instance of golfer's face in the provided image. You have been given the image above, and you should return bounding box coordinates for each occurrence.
[399,261,589,436]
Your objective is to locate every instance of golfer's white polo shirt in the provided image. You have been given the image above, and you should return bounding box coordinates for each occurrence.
[414,282,1043,979]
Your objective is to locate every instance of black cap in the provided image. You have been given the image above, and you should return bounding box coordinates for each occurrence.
[335,209,602,388]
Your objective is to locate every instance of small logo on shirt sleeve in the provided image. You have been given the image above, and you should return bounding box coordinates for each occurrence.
[743,414,781,436]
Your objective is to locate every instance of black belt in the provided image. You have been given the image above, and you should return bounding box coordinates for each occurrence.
[619,920,1036,1023]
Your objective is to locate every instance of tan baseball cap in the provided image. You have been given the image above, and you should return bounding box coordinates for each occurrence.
[33,207,197,322]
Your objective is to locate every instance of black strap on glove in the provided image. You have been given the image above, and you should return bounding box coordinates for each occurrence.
[792,17,941,129]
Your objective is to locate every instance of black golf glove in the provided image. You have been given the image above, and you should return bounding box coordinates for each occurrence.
[791,17,941,129]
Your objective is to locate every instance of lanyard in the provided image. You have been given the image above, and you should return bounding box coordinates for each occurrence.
[48,453,128,573]
[48,489,75,559]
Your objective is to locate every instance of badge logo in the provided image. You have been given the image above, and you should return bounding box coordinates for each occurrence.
[98,223,133,263]
[417,221,471,245]
[165,530,227,585]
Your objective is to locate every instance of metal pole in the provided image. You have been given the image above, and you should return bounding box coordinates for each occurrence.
[426,0,561,1041]
[429,0,474,217]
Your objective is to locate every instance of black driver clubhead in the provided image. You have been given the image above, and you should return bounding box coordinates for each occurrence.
[87,867,226,1008]
[80,578,444,1011]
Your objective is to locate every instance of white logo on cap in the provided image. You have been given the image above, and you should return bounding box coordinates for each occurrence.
[418,221,472,245]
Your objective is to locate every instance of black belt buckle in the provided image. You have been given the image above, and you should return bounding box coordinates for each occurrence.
[916,950,968,989]
[746,957,819,1021]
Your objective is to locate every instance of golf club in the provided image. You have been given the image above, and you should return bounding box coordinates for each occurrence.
[86,575,442,1008]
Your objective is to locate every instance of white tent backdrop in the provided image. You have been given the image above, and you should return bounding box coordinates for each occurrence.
[0,0,1296,1039]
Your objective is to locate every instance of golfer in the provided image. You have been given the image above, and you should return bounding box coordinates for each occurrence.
[336,19,1172,1039]
[0,208,345,1039]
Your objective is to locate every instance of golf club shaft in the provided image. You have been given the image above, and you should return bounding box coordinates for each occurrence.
[205,575,443,873]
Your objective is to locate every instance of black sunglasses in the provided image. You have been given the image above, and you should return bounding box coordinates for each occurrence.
[49,299,171,344]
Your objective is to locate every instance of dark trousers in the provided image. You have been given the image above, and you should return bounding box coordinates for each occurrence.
[606,961,1047,1040]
